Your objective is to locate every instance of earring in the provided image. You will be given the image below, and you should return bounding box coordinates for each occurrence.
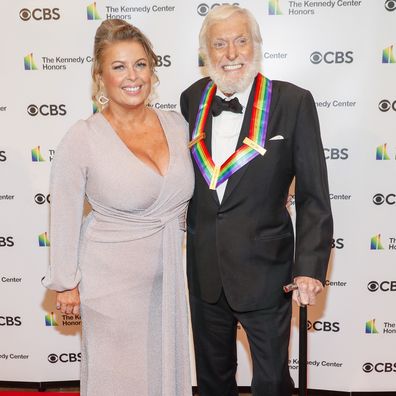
[98,93,109,105]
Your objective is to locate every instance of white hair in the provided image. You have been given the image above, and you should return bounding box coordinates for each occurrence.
[199,5,263,63]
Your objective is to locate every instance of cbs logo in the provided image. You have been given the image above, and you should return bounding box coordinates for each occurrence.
[0,237,14,247]
[385,0,396,11]
[48,353,81,364]
[378,99,396,112]
[27,104,67,117]
[0,316,22,326]
[19,8,60,21]
[0,151,6,162]
[324,148,349,160]
[363,362,396,373]
[310,51,353,64]
[156,55,171,67]
[34,193,50,205]
[197,3,239,16]
[362,362,374,373]
[332,238,344,249]
[307,321,340,332]
[373,193,396,205]
[367,280,396,292]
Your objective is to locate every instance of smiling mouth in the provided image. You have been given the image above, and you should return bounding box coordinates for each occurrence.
[122,85,142,93]
[223,64,243,71]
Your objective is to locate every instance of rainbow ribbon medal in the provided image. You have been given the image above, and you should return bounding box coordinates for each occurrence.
[189,73,272,190]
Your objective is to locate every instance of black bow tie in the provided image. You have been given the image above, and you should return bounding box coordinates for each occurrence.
[211,95,243,117]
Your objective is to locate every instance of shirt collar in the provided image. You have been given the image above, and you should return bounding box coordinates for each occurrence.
[216,80,254,111]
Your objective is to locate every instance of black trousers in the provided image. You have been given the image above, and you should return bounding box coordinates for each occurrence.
[190,291,294,396]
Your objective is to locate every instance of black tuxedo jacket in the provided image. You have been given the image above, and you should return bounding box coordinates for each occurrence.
[180,75,333,312]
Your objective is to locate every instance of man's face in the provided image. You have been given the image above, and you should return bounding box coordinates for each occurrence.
[206,13,255,94]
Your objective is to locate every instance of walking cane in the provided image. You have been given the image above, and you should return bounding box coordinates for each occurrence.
[284,283,308,396]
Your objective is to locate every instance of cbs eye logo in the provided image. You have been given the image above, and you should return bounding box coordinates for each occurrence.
[362,362,374,373]
[34,193,50,205]
[385,0,396,11]
[310,52,322,64]
[367,280,396,292]
[19,9,31,20]
[310,51,353,64]
[197,3,210,15]
[378,100,396,112]
[197,3,239,16]
[48,354,58,363]
[19,8,60,21]
[373,194,385,205]
[373,193,396,205]
[367,281,379,292]
[47,353,81,363]
[307,320,340,332]
[27,104,67,117]
[27,105,39,116]
[362,361,396,373]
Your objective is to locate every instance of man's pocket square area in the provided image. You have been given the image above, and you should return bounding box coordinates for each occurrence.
[269,135,284,141]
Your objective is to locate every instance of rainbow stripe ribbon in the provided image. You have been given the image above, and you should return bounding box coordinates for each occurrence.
[190,73,272,190]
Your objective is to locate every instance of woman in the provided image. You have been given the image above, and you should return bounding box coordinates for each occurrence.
[42,19,193,395]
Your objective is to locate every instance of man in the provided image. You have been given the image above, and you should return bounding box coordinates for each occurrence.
[180,5,333,396]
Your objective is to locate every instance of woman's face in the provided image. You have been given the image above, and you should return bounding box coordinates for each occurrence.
[99,40,153,110]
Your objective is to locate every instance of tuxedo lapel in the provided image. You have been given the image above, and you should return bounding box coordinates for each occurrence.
[196,84,220,206]
[265,81,281,138]
[191,76,281,207]
[221,77,281,204]
[221,77,257,204]
[205,110,213,156]
[204,115,220,206]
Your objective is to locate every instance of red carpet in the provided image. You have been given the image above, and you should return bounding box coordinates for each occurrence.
[0,393,79,395]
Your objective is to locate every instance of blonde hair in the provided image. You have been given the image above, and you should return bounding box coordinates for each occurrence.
[91,19,158,110]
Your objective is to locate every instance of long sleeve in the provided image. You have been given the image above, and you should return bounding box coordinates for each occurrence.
[293,90,333,284]
[42,121,88,291]
[180,90,189,122]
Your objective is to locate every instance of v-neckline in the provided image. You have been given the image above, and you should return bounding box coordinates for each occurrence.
[99,108,171,178]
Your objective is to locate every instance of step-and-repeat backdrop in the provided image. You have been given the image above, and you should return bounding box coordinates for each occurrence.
[0,0,395,392]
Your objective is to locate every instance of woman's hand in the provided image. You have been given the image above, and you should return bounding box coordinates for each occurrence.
[56,287,80,315]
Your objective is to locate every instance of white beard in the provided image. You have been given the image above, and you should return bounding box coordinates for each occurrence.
[205,47,262,95]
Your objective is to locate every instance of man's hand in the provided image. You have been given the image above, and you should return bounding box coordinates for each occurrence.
[56,287,80,315]
[292,276,323,306]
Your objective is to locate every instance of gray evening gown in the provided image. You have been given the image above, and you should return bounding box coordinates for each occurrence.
[42,108,194,396]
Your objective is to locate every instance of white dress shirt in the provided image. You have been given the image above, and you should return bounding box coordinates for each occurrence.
[212,82,253,202]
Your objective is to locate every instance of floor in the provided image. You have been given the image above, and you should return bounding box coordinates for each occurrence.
[0,388,80,394]
[0,385,306,395]
[0,389,252,395]
[0,388,254,395]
